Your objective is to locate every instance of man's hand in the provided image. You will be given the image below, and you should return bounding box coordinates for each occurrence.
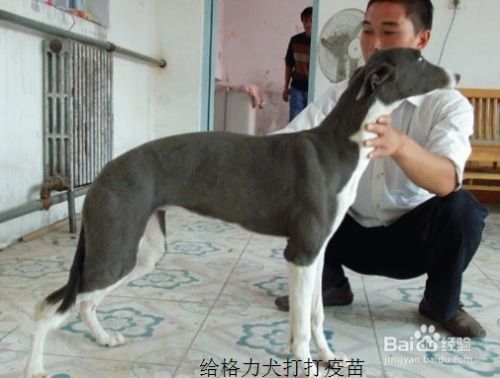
[364,115,406,159]
[282,87,290,102]
[363,115,457,196]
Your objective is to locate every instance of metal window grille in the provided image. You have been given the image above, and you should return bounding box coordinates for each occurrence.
[43,38,113,230]
[43,38,113,186]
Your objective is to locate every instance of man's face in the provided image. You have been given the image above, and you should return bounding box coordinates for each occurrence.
[302,16,312,37]
[361,2,430,61]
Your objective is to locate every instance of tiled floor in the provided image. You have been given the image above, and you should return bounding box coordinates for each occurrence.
[1,205,499,378]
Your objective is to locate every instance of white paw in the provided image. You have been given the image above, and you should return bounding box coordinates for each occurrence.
[97,332,127,347]
[23,368,48,378]
[319,348,337,362]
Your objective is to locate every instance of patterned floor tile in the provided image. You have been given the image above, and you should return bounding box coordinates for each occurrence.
[1,206,499,377]
[485,205,500,224]
[184,306,373,378]
[3,296,205,368]
[113,256,237,303]
[192,274,382,371]
[476,260,500,288]
[377,331,500,377]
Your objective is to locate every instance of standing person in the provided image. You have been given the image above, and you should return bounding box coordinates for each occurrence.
[274,0,488,338]
[283,6,313,121]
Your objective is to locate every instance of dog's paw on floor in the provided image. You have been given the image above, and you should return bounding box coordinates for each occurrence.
[97,331,127,347]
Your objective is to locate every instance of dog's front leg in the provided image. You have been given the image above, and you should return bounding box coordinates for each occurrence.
[287,260,319,377]
[310,249,337,364]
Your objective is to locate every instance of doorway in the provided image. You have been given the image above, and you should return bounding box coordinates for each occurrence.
[205,1,316,135]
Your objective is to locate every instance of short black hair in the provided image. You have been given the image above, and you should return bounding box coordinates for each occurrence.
[366,0,434,31]
[301,6,313,21]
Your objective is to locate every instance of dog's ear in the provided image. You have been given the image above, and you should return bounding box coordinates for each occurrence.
[356,62,396,100]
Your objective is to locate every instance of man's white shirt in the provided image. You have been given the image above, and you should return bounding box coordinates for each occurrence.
[274,81,474,227]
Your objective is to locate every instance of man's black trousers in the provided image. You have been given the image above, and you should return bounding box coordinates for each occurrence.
[323,190,488,322]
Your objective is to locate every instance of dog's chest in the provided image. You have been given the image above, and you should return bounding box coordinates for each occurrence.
[330,98,403,226]
[348,98,395,158]
[325,143,370,242]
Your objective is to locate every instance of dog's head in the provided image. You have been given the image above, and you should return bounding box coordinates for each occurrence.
[353,48,458,103]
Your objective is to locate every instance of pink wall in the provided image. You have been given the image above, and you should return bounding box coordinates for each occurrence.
[217,0,312,134]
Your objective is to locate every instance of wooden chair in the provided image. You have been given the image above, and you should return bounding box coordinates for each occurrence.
[459,88,500,191]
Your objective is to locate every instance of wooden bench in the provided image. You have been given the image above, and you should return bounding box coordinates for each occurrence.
[458,88,500,192]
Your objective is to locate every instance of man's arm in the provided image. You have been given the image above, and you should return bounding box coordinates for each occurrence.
[282,65,293,102]
[365,116,458,196]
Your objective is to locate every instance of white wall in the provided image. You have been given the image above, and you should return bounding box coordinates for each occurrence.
[314,0,500,98]
[218,0,311,134]
[426,0,500,88]
[0,0,206,248]
[154,0,205,138]
[108,0,159,156]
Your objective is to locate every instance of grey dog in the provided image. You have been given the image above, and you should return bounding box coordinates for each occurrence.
[25,48,458,377]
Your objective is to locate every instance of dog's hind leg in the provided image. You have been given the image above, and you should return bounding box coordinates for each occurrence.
[24,227,88,378]
[78,285,127,347]
[78,210,166,347]
[24,303,71,378]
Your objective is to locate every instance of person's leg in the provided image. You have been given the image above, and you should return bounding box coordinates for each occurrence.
[409,190,488,322]
[323,213,429,288]
[299,89,308,112]
[322,215,363,289]
[324,190,487,318]
[382,190,488,337]
[289,88,308,121]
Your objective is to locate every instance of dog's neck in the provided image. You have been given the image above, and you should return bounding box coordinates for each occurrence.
[361,98,403,125]
[313,77,403,144]
[313,80,372,138]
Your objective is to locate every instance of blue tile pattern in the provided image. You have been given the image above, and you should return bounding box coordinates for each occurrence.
[62,307,164,342]
[128,268,199,290]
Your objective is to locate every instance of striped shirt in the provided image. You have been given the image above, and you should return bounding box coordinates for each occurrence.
[285,32,311,91]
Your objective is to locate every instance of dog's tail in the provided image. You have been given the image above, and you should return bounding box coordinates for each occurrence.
[34,227,86,320]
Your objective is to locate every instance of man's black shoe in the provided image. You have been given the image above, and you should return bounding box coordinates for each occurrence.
[419,297,486,338]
